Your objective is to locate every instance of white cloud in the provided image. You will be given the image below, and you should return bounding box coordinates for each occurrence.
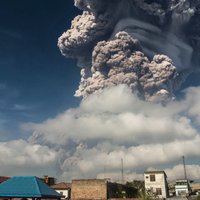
[0,139,58,177]
[19,85,200,181]
[0,85,197,180]
[181,87,200,124]
[23,86,198,146]
[149,164,200,181]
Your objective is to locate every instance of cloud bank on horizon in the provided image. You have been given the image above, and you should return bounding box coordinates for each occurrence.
[21,85,200,181]
[1,0,200,182]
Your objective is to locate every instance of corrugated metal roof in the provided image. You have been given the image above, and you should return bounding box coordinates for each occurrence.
[0,176,62,198]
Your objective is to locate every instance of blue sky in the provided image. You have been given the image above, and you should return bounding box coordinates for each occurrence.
[0,0,80,141]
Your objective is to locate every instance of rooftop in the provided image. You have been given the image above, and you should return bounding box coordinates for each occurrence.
[51,182,71,190]
[0,176,10,183]
[0,176,62,198]
[144,170,166,174]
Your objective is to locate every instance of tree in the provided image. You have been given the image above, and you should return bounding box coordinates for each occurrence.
[138,188,159,200]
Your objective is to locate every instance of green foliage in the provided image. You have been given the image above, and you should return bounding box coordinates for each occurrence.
[138,189,159,200]
[197,194,200,200]
[107,182,137,198]
[127,180,145,190]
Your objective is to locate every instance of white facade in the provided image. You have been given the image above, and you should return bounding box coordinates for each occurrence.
[175,179,191,197]
[55,189,70,199]
[144,171,168,199]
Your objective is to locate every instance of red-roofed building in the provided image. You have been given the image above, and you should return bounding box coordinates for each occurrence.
[51,182,71,199]
[0,177,9,184]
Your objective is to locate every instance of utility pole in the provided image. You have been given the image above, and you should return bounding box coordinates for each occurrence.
[104,165,106,179]
[182,156,187,180]
[121,158,124,184]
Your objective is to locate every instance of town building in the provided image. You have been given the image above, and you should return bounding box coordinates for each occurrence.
[71,179,107,200]
[51,182,71,199]
[191,182,200,195]
[175,179,191,197]
[43,175,56,186]
[71,179,137,200]
[144,171,168,199]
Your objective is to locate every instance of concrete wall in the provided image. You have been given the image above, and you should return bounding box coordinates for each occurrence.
[71,179,107,200]
[191,183,200,192]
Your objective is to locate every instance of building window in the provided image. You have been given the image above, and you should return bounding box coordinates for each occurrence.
[156,188,162,195]
[150,174,156,182]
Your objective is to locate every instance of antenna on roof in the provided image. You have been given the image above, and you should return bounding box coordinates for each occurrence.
[182,156,187,180]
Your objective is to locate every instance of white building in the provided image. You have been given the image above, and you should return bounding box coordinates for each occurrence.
[51,182,71,199]
[175,179,191,197]
[144,171,168,199]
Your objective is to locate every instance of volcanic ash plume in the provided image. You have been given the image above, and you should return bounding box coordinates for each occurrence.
[76,32,177,102]
[58,0,200,102]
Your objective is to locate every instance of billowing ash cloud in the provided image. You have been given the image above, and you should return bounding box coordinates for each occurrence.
[58,0,200,102]
[76,32,177,102]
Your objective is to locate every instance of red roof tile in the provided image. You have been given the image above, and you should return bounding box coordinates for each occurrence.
[0,177,10,183]
[51,182,71,190]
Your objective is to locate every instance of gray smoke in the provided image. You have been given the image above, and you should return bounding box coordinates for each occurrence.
[58,0,200,102]
[76,32,177,102]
